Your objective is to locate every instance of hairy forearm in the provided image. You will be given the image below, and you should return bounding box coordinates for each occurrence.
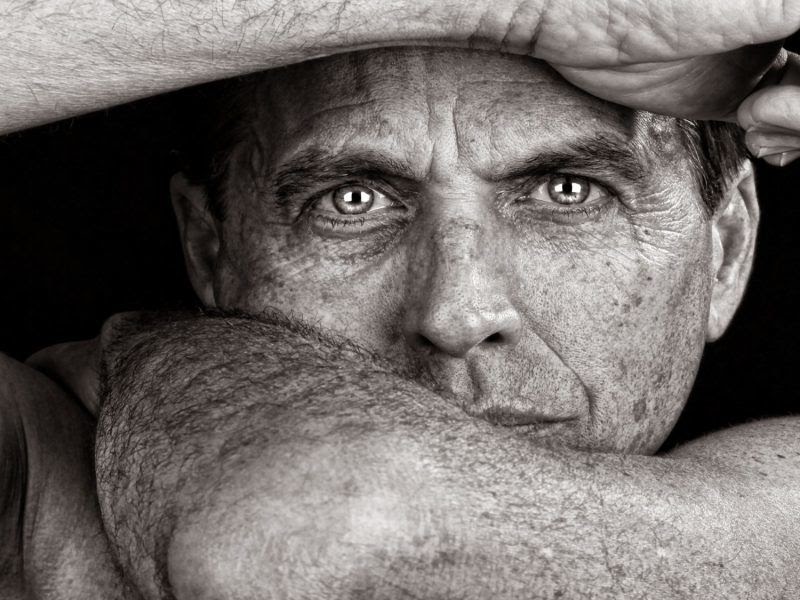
[0,0,505,134]
[4,1,799,134]
[99,312,800,599]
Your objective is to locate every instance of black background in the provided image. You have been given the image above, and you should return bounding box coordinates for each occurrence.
[2,47,799,449]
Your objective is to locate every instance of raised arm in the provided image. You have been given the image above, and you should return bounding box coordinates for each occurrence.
[3,0,800,134]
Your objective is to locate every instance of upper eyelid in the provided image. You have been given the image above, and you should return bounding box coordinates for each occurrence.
[321,183,392,206]
[304,182,406,220]
[501,172,615,199]
[274,169,414,208]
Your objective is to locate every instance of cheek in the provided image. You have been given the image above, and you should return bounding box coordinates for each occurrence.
[215,216,407,347]
[511,202,713,453]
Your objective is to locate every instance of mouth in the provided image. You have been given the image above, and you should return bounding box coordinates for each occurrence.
[477,409,581,428]
[432,386,584,429]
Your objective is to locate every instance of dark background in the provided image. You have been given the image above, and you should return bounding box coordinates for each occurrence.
[2,48,799,449]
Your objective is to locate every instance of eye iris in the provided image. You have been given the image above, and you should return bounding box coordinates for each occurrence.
[333,186,375,214]
[548,176,589,205]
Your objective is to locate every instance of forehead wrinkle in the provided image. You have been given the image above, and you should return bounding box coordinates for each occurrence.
[452,78,642,173]
[279,99,390,140]
[254,55,435,172]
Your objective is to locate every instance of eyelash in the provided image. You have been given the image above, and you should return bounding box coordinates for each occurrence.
[298,173,618,233]
[509,174,617,222]
[300,181,406,231]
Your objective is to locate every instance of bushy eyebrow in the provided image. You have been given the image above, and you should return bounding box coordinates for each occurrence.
[489,135,648,185]
[271,135,649,205]
[272,148,418,206]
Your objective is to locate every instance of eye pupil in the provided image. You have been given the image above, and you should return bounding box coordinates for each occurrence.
[333,185,375,214]
[548,175,589,205]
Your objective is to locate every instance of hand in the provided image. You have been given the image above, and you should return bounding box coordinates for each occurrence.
[529,0,796,121]
[738,52,800,166]
[3,0,798,137]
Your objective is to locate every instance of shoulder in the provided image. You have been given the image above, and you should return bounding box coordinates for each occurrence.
[0,351,101,597]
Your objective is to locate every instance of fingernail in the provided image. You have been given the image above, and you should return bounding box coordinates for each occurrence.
[756,145,800,158]
[747,130,800,151]
[779,150,800,166]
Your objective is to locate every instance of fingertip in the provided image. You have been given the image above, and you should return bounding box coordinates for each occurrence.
[761,149,800,167]
[737,91,760,132]
[738,85,800,133]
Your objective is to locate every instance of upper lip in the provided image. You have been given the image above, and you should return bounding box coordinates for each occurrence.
[423,363,586,427]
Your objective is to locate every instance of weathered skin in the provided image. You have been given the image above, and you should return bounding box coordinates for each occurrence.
[1,0,798,133]
[92,313,799,600]
[175,48,754,454]
[3,46,796,600]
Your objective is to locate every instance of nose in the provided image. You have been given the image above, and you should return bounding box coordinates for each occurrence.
[403,216,522,358]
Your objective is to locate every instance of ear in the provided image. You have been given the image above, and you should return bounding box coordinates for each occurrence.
[170,173,221,307]
[707,160,760,342]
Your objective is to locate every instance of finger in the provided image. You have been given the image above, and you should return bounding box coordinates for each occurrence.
[738,84,800,132]
[761,149,800,166]
[745,129,800,157]
[556,41,782,120]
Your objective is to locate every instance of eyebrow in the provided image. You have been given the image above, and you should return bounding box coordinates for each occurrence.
[489,135,648,185]
[272,148,418,206]
[271,134,649,205]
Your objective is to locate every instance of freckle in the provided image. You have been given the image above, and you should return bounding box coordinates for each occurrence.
[605,261,611,267]
[643,229,651,236]
[646,276,653,282]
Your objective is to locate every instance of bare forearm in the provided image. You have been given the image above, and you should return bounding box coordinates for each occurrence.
[105,313,800,599]
[1,0,494,134]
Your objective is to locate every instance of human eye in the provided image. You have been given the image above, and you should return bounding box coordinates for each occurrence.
[306,183,407,233]
[523,174,611,207]
[503,172,619,224]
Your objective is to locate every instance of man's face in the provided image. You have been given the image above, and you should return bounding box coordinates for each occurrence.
[199,48,724,454]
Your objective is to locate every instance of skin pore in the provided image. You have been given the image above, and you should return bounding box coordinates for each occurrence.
[173,48,756,454]
[2,0,800,596]
[11,47,799,600]
[96,312,798,600]
[79,47,792,599]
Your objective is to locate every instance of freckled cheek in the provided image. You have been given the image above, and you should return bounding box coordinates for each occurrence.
[510,229,710,451]
[219,233,406,345]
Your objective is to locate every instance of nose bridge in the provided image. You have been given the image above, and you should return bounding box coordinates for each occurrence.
[406,204,521,357]
[418,201,493,296]
[433,213,486,272]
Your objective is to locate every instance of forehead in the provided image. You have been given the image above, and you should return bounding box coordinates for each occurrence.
[246,48,686,180]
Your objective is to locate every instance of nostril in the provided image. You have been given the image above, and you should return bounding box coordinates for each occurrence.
[412,333,436,352]
[485,332,503,343]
